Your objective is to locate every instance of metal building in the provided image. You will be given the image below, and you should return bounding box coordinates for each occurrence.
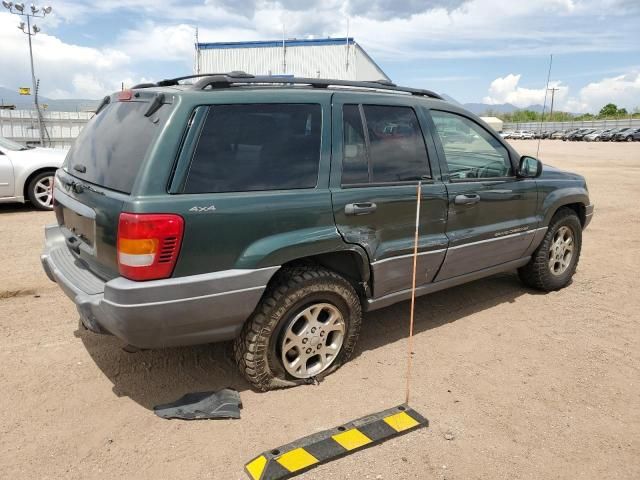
[195,37,390,82]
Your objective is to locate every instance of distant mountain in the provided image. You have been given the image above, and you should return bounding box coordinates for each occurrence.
[463,102,545,115]
[0,86,98,112]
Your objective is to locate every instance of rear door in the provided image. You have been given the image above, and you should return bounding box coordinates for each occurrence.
[426,109,539,280]
[330,94,449,299]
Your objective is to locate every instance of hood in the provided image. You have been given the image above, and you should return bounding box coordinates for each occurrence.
[540,163,584,181]
[8,147,67,167]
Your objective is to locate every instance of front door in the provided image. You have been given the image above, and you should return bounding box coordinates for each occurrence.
[330,94,449,299]
[0,149,15,197]
[426,109,539,280]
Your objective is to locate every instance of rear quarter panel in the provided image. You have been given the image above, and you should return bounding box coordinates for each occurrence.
[132,90,343,276]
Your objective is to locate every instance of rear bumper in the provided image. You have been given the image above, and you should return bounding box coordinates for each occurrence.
[41,224,278,348]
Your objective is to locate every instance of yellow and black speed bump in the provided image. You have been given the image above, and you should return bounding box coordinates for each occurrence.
[244,404,428,480]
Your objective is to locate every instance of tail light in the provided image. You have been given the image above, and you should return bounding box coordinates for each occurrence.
[117,213,184,281]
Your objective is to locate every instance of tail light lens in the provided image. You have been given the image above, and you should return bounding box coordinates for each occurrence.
[117,213,184,281]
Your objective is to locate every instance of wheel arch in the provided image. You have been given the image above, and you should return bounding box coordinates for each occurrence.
[266,248,372,299]
[22,166,57,199]
[542,188,589,227]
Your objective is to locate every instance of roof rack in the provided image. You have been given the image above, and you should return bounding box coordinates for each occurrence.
[131,72,253,89]
[190,73,444,99]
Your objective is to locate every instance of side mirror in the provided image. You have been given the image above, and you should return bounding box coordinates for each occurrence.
[517,155,542,178]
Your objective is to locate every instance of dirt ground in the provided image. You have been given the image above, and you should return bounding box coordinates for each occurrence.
[1,140,638,479]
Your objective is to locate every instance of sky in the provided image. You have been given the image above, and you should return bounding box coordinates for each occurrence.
[0,0,639,113]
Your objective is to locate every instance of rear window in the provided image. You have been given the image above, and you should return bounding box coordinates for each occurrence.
[65,101,169,193]
[183,104,321,193]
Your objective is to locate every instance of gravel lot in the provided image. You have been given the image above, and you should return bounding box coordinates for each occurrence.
[1,140,638,479]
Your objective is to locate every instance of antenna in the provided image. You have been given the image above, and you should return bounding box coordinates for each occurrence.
[194,25,200,74]
[282,23,286,74]
[345,18,350,73]
[536,54,553,158]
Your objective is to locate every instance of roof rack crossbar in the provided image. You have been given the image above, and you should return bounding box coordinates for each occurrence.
[132,71,253,89]
[191,74,443,99]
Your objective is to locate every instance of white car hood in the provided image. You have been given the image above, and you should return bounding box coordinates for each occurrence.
[8,147,67,168]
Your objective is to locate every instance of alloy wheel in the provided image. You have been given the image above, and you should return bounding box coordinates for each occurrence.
[33,175,54,209]
[280,302,345,379]
[548,226,574,276]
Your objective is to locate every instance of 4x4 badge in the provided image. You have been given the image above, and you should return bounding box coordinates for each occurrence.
[189,205,217,213]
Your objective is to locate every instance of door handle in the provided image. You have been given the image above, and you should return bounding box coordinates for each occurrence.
[454,194,481,206]
[345,202,377,216]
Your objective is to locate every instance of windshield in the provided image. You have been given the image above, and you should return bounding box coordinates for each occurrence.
[0,136,28,151]
[64,100,170,193]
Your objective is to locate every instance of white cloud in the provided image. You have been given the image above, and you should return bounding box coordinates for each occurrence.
[565,71,640,113]
[483,71,640,113]
[0,13,135,98]
[482,74,569,108]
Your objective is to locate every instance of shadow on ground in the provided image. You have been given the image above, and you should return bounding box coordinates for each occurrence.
[0,203,41,214]
[79,272,534,410]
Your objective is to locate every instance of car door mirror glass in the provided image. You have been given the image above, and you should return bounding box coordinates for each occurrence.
[518,156,542,178]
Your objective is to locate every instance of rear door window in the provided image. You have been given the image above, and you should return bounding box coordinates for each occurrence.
[183,104,321,193]
[65,101,169,193]
[341,104,431,185]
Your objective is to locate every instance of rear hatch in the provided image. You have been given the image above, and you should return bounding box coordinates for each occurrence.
[54,92,172,280]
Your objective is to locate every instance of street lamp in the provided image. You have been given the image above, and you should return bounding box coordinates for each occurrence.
[2,2,53,146]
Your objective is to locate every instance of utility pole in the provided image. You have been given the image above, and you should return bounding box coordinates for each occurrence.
[548,87,560,120]
[2,2,53,147]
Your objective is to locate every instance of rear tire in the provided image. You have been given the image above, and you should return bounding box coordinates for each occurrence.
[234,265,362,391]
[518,208,582,291]
[27,171,55,210]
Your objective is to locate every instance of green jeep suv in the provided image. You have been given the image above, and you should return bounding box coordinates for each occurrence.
[41,73,594,390]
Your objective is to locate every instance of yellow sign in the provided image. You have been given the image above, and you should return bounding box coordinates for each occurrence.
[19,87,31,95]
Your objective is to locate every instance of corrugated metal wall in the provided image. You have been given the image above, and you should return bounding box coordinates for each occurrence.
[197,43,388,81]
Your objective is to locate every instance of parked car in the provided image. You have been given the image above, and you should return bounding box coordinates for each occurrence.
[562,129,579,141]
[41,74,594,390]
[510,130,533,140]
[598,128,623,141]
[567,128,594,141]
[551,130,566,140]
[584,129,608,142]
[0,136,67,210]
[614,127,640,142]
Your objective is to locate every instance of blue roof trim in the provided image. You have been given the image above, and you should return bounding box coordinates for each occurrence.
[198,37,355,50]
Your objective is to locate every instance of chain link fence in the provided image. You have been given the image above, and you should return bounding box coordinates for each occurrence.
[504,118,640,132]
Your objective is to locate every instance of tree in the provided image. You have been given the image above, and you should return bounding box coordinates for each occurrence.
[599,103,619,117]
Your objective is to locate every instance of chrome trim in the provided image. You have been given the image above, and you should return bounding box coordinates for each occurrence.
[53,187,96,219]
[371,248,447,265]
[103,285,266,308]
[448,227,546,251]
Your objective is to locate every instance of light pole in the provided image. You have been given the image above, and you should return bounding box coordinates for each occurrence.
[2,2,53,146]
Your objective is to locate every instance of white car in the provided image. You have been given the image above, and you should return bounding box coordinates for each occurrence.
[0,137,67,210]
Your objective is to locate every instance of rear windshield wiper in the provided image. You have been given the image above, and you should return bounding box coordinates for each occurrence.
[144,93,165,117]
[95,95,110,115]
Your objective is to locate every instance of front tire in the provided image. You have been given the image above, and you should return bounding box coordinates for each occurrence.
[518,208,582,291]
[234,265,362,391]
[27,171,55,210]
